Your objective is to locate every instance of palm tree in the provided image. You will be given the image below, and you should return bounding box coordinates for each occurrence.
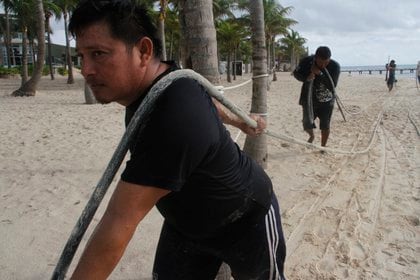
[1,0,15,68]
[233,0,296,78]
[213,0,235,20]
[6,0,34,84]
[263,1,296,80]
[157,0,168,60]
[177,1,232,278]
[177,0,220,84]
[12,0,45,96]
[44,0,61,80]
[217,19,248,82]
[280,29,306,70]
[55,0,77,84]
[84,82,97,104]
[243,0,268,168]
[238,38,252,74]
[164,5,181,62]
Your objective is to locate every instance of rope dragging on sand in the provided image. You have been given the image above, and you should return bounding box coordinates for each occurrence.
[216,71,378,154]
[52,69,383,279]
[51,69,260,279]
[265,110,382,155]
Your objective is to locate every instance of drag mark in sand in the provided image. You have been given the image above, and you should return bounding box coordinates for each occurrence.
[285,136,361,256]
[284,93,405,278]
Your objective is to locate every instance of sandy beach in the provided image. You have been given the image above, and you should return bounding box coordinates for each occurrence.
[1,70,419,279]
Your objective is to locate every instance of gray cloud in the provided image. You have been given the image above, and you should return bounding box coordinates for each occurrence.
[48,1,420,66]
[280,0,420,66]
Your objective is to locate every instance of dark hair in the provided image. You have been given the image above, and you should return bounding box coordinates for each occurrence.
[69,0,162,57]
[315,46,331,59]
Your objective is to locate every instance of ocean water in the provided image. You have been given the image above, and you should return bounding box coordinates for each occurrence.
[341,64,417,78]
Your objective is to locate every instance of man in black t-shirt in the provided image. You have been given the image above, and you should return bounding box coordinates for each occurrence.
[68,1,286,279]
[293,46,340,147]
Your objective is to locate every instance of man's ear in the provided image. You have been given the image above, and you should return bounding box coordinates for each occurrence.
[136,37,154,66]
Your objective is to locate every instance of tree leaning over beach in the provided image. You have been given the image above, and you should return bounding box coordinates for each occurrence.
[11,0,45,96]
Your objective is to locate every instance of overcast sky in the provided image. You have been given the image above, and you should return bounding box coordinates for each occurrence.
[50,0,420,67]
[280,0,420,66]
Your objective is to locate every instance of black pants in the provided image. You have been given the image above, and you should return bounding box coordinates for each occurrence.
[152,195,286,280]
[302,100,334,130]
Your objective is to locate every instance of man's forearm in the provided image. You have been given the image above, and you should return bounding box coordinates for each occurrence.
[70,212,137,279]
[70,181,168,279]
[212,98,242,127]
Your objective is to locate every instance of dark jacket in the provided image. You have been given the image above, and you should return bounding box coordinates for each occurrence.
[293,55,340,105]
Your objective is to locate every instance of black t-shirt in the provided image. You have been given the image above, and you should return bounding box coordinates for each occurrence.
[313,72,334,102]
[121,63,273,239]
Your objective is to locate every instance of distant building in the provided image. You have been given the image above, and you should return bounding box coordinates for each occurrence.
[46,42,78,67]
[0,33,35,66]
[0,33,77,67]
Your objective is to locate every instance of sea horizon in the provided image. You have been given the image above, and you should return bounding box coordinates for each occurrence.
[341,64,417,78]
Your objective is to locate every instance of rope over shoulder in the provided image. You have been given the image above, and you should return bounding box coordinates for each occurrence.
[51,67,380,279]
[50,68,258,280]
[155,69,258,128]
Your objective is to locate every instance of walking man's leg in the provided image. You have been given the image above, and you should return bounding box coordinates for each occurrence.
[305,129,315,143]
[321,129,330,147]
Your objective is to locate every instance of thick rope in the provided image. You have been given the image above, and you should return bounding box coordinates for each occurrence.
[408,111,420,136]
[52,68,386,279]
[51,69,258,279]
[265,109,382,155]
[307,80,314,126]
[324,68,346,122]
[222,72,383,154]
[215,73,268,93]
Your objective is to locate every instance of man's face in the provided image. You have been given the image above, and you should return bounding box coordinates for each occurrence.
[76,22,143,105]
[315,57,330,70]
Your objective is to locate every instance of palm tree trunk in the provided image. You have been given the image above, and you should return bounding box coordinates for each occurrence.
[158,19,166,60]
[21,27,29,85]
[178,1,226,277]
[64,10,74,84]
[266,37,271,73]
[272,38,277,81]
[178,0,220,84]
[158,0,167,60]
[5,8,12,68]
[227,52,231,83]
[233,48,237,81]
[12,0,45,97]
[30,39,36,65]
[46,13,55,80]
[291,49,296,70]
[169,32,173,60]
[243,0,268,168]
[84,82,98,104]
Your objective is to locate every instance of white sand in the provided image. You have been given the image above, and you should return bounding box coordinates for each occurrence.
[1,71,419,279]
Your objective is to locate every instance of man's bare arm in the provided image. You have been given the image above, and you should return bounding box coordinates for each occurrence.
[70,181,170,279]
[212,98,266,136]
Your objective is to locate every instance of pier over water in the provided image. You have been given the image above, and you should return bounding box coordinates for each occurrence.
[341,65,417,77]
